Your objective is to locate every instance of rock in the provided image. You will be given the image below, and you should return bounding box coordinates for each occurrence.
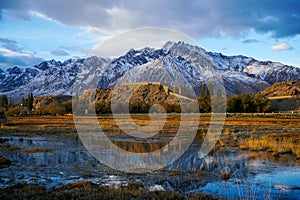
[0,156,11,169]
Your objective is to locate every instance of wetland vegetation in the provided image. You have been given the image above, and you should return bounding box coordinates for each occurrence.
[0,114,300,199]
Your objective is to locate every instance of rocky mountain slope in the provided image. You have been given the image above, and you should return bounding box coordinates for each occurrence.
[1,41,300,101]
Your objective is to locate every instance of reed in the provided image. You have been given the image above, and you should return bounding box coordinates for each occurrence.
[239,134,300,158]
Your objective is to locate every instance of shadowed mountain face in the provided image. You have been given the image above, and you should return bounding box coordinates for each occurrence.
[1,41,300,100]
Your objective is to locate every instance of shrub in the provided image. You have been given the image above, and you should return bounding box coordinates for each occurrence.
[43,102,66,115]
[6,106,22,116]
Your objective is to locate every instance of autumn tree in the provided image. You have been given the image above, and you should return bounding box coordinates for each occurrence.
[43,102,66,115]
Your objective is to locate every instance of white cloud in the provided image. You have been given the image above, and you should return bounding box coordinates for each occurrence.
[272,42,294,51]
[0,47,31,57]
[90,27,197,58]
[259,15,278,23]
[51,49,70,56]
[29,11,57,22]
[2,0,300,39]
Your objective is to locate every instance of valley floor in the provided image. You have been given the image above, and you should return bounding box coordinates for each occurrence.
[0,114,300,199]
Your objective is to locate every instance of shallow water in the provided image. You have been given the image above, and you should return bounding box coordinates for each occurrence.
[0,136,107,188]
[199,163,300,199]
[0,136,299,199]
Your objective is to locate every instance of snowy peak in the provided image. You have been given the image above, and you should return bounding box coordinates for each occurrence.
[0,41,300,100]
[163,41,208,61]
[99,47,165,88]
[7,66,23,75]
[0,66,40,93]
[34,59,61,71]
[208,52,256,72]
[244,61,300,83]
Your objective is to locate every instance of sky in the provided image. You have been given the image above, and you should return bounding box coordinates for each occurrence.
[0,0,299,69]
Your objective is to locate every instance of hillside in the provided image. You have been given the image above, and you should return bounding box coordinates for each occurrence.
[257,81,300,112]
[16,81,300,114]
[33,95,72,111]
[258,81,300,98]
[29,82,195,115]
[78,82,194,114]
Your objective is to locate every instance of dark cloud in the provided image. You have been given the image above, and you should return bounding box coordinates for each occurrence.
[242,39,260,44]
[60,45,90,54]
[0,0,29,21]
[0,54,8,63]
[0,38,16,43]
[0,0,18,19]
[240,0,300,38]
[0,38,23,52]
[0,38,43,68]
[2,0,300,39]
[0,53,43,68]
[25,0,300,39]
[51,49,70,56]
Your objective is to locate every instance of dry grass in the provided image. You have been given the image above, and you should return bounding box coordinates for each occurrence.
[0,114,299,198]
[0,144,20,152]
[239,134,300,159]
[0,181,217,200]
[1,114,299,157]
[22,147,52,154]
[0,115,78,140]
[2,114,299,135]
[5,115,75,130]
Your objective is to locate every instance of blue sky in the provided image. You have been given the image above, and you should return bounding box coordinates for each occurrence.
[0,0,299,68]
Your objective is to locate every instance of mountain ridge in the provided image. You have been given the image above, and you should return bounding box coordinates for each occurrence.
[1,41,300,101]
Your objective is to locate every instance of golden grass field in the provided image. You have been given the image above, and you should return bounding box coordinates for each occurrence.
[1,114,299,158]
[1,114,299,132]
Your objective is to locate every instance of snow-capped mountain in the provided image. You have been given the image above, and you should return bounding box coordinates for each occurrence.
[1,41,300,100]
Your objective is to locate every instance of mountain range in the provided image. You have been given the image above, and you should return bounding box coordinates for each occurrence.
[1,41,300,101]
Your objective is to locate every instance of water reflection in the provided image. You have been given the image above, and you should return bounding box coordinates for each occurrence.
[0,136,299,199]
[0,137,93,167]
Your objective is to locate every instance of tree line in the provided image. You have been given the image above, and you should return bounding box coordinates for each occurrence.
[197,85,271,113]
[1,91,271,116]
[226,94,270,113]
[0,92,35,115]
[75,93,270,115]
